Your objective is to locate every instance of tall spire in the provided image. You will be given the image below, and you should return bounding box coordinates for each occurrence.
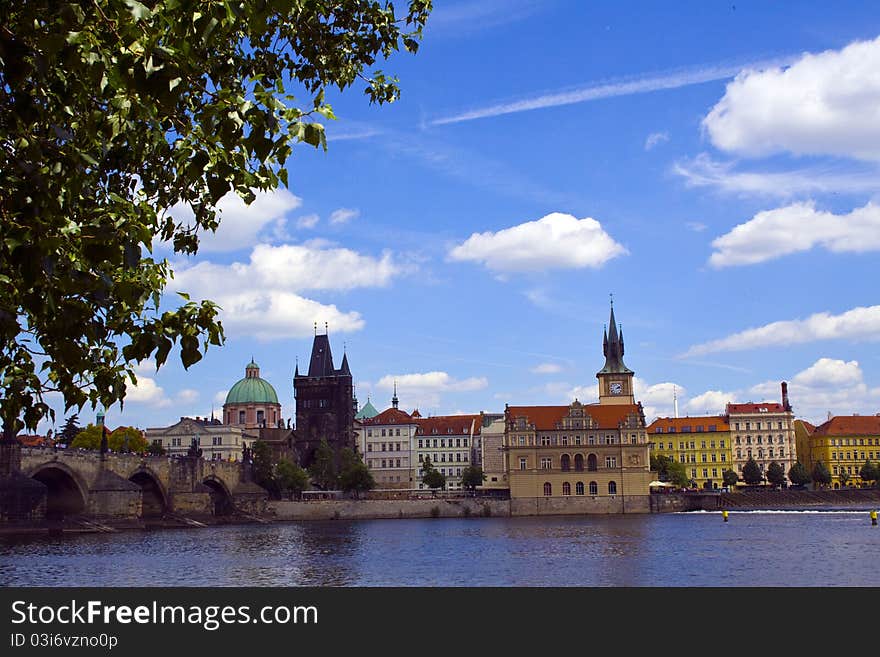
[597,297,633,375]
[392,379,399,410]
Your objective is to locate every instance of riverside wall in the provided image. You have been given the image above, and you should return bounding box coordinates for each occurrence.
[267,498,510,520]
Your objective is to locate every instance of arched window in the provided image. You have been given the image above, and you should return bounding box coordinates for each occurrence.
[561,454,571,471]
[543,482,552,497]
[576,482,584,495]
[587,454,598,471]
[608,481,617,495]
[562,482,571,496]
[589,481,598,495]
[574,454,584,471]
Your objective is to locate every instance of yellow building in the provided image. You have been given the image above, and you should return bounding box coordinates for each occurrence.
[793,419,816,474]
[647,416,732,489]
[504,302,653,514]
[806,415,880,488]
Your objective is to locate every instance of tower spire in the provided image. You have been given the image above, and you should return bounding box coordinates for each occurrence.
[392,379,399,410]
[597,298,633,376]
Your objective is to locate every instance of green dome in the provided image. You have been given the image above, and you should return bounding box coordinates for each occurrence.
[225,367,279,405]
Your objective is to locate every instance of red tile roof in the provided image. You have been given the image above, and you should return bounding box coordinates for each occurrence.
[361,407,416,426]
[414,414,482,437]
[16,434,52,447]
[812,415,880,437]
[506,404,641,431]
[795,419,816,433]
[726,402,786,414]
[646,415,730,432]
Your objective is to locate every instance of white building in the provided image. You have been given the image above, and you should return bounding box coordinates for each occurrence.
[145,416,256,461]
[355,393,419,489]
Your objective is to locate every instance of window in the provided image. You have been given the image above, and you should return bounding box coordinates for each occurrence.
[519,457,527,470]
[256,410,265,425]
[605,436,614,445]
[456,453,461,462]
[396,459,401,468]
[608,481,617,495]
[712,468,718,478]
[396,443,401,451]
[433,439,438,447]
[561,454,571,471]
[605,456,617,468]
[588,435,596,445]
[679,442,685,450]
[701,454,707,463]
[540,457,552,470]
[709,425,717,432]
[381,460,386,468]
[456,438,461,447]
[696,426,704,433]
[543,482,552,496]
[519,436,525,446]
[710,441,715,448]
[576,482,585,495]
[589,481,598,495]
[541,436,551,446]
[367,444,373,452]
[574,454,584,471]
[381,443,386,452]
[711,454,717,462]
[702,468,708,478]
[440,439,446,448]
[238,410,246,424]
[720,440,725,448]
[721,454,726,462]
[396,429,400,436]
[655,427,664,434]
[381,429,386,437]
[679,455,685,463]
[562,482,571,496]
[172,437,181,447]
[575,435,582,445]
[561,436,569,446]
[587,454,598,471]
[464,439,468,447]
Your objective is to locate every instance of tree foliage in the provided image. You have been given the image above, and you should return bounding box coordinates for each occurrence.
[812,460,832,488]
[742,457,764,486]
[859,460,879,486]
[337,447,374,498]
[58,413,81,447]
[460,465,486,492]
[838,468,850,487]
[308,438,337,490]
[69,423,103,450]
[420,456,445,491]
[0,0,433,440]
[766,461,786,488]
[788,461,811,487]
[108,425,147,453]
[250,439,276,493]
[651,453,690,488]
[146,439,165,456]
[722,468,739,488]
[275,458,309,499]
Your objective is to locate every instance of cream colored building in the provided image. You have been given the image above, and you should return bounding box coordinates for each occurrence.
[480,417,508,489]
[727,382,797,484]
[145,416,256,461]
[414,414,482,491]
[355,390,418,489]
[504,303,653,514]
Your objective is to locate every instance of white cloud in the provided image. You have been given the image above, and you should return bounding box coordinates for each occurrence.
[165,188,302,253]
[170,242,403,340]
[634,378,685,423]
[747,358,880,425]
[329,208,359,225]
[133,358,157,376]
[686,222,707,232]
[448,212,626,273]
[296,214,320,229]
[531,363,563,374]
[124,376,171,407]
[645,131,669,150]
[703,36,880,160]
[685,390,736,416]
[673,154,880,197]
[214,390,229,404]
[376,371,488,410]
[431,56,793,125]
[709,201,880,268]
[176,389,200,404]
[684,305,880,356]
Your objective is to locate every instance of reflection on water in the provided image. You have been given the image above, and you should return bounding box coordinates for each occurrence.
[2,512,879,587]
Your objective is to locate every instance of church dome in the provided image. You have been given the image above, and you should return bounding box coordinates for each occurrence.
[225,360,279,404]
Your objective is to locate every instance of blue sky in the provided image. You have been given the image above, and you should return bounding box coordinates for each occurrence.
[45,0,880,432]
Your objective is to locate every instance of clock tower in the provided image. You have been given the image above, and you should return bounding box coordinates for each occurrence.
[597,299,635,405]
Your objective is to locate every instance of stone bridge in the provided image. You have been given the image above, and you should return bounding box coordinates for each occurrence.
[16,447,268,522]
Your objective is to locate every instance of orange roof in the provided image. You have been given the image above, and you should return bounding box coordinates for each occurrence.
[17,434,52,447]
[507,403,641,431]
[795,419,816,433]
[727,402,786,414]
[415,414,482,437]
[647,416,729,433]
[361,407,416,426]
[812,415,880,437]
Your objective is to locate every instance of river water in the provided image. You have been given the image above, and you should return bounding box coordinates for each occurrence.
[2,511,878,586]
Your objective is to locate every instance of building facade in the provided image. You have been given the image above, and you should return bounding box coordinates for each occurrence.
[503,303,653,514]
[480,417,507,489]
[648,416,732,489]
[223,360,283,429]
[293,331,356,468]
[356,393,418,489]
[145,416,255,461]
[414,414,481,491]
[727,382,796,484]
[804,415,880,488]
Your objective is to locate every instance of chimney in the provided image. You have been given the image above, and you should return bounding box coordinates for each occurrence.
[781,382,791,412]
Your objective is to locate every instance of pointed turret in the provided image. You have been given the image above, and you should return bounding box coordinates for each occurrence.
[307,334,335,377]
[391,380,399,410]
[340,351,351,375]
[597,301,633,375]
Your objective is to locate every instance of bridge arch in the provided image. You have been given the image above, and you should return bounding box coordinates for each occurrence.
[202,475,234,516]
[128,467,169,517]
[27,462,88,520]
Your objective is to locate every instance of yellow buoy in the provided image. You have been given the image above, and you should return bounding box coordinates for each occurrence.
[871,510,877,526]
[722,510,729,522]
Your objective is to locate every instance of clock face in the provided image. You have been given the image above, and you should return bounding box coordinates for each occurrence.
[610,382,622,395]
